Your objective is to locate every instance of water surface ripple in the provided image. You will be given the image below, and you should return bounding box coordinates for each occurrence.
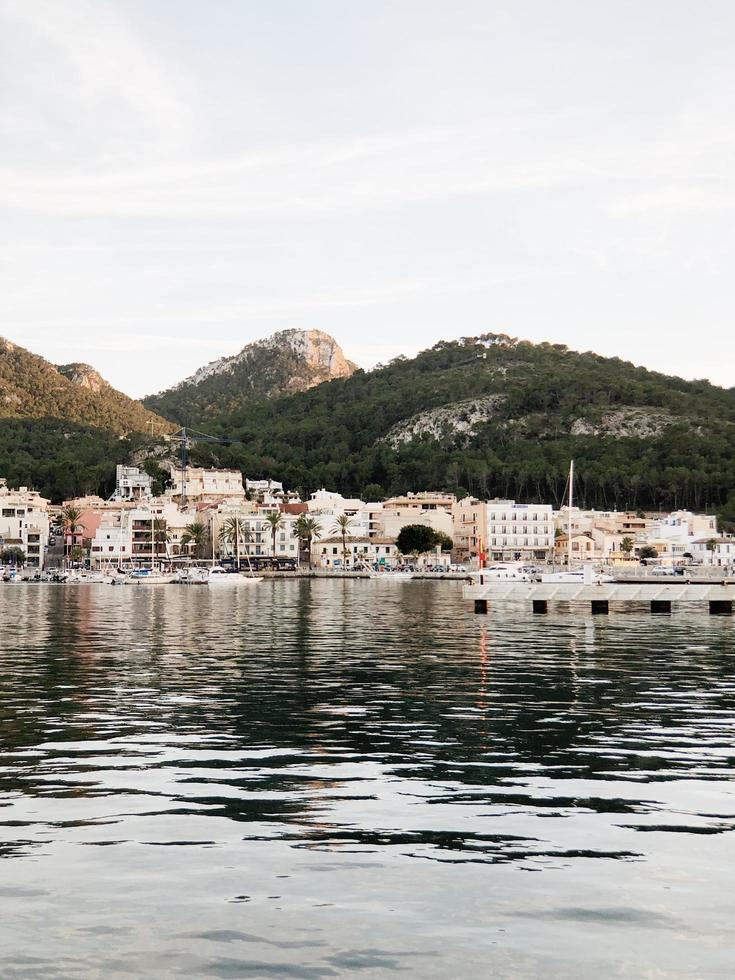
[1,581,734,977]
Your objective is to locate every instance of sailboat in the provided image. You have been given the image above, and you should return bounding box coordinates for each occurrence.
[541,460,613,584]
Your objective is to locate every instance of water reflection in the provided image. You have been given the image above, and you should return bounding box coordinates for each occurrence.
[1,581,734,977]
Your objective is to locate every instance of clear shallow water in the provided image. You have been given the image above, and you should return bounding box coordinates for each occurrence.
[1,580,734,978]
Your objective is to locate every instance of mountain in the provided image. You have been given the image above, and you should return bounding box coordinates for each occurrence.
[0,337,173,501]
[183,333,735,521]
[4,331,735,521]
[144,328,357,423]
[0,338,171,434]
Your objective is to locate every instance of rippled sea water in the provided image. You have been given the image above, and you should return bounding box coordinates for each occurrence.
[1,580,734,978]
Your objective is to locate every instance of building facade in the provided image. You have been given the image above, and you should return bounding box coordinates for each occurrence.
[0,480,50,568]
[453,497,554,564]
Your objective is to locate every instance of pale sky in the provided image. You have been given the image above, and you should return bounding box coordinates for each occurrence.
[2,0,734,397]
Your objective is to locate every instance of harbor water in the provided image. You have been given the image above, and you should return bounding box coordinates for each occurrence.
[1,580,734,977]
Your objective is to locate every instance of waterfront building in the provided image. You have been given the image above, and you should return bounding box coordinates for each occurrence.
[453,497,554,564]
[313,535,398,569]
[307,489,371,537]
[369,490,456,542]
[0,479,50,568]
[690,537,735,568]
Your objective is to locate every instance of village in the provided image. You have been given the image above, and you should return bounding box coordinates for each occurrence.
[1,463,733,575]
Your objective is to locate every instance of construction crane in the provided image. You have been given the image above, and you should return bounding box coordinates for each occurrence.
[170,426,245,506]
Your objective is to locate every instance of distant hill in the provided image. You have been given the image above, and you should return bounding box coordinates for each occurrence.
[0,338,171,434]
[144,328,357,423]
[184,333,735,521]
[0,337,173,500]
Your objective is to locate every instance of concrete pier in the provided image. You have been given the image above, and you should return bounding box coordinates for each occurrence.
[464,578,735,616]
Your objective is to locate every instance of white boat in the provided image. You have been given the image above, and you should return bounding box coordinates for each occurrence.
[541,568,614,584]
[126,568,177,585]
[470,563,534,583]
[206,566,262,585]
[174,565,262,585]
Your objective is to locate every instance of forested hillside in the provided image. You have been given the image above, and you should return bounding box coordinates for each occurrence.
[184,334,735,521]
[0,338,171,433]
[3,332,735,519]
[0,337,173,501]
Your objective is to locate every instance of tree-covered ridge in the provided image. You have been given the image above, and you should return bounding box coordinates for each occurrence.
[0,418,139,501]
[185,334,735,521]
[0,337,172,435]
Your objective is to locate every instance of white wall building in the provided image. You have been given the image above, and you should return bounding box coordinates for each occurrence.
[453,497,554,564]
[313,536,398,569]
[168,466,245,504]
[110,465,153,502]
[307,489,371,537]
[0,480,50,568]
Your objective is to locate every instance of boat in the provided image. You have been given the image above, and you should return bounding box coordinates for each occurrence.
[174,565,262,585]
[540,567,614,584]
[542,460,614,583]
[126,568,177,585]
[470,563,534,584]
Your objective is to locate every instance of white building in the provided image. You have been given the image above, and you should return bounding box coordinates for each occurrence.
[167,466,245,504]
[0,480,50,568]
[110,465,153,502]
[313,536,398,569]
[453,497,554,564]
[690,537,735,568]
[307,489,371,537]
[372,491,455,541]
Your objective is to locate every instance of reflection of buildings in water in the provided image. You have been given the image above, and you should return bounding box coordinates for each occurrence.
[476,626,490,713]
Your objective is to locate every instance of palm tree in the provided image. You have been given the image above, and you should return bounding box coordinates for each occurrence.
[153,519,170,562]
[264,511,284,559]
[180,521,208,560]
[332,514,356,566]
[620,536,634,558]
[218,517,252,566]
[294,515,321,569]
[53,505,85,561]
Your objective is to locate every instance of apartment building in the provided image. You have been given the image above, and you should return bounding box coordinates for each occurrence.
[0,479,50,568]
[313,536,398,569]
[168,466,245,504]
[453,497,554,564]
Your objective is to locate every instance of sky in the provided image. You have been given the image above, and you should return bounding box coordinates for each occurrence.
[1,0,734,397]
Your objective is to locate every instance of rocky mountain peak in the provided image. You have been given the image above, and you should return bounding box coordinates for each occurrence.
[144,328,358,424]
[56,363,109,393]
[182,328,356,389]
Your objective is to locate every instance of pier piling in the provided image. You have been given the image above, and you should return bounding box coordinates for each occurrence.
[650,600,672,614]
[474,599,488,615]
[532,600,548,614]
[591,600,609,615]
[709,601,733,616]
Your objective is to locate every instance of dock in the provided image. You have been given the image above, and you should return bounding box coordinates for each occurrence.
[464,578,735,615]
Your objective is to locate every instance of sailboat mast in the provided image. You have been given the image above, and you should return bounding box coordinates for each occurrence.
[568,459,574,567]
